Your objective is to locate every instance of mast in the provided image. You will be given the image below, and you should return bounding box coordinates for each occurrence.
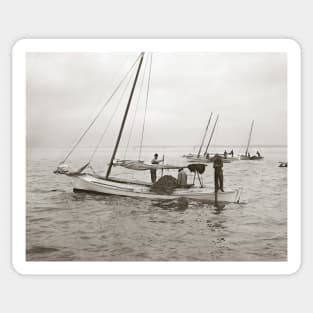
[197,112,213,157]
[105,52,145,179]
[203,114,219,156]
[245,120,254,155]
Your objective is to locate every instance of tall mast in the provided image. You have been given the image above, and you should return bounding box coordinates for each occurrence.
[245,120,254,155]
[197,112,213,157]
[105,52,145,179]
[203,114,219,156]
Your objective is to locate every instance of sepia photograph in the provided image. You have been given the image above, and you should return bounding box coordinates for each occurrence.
[13,39,300,274]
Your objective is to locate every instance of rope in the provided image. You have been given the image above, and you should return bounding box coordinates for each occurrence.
[88,66,136,163]
[138,53,153,160]
[123,55,149,160]
[204,114,219,156]
[60,53,142,164]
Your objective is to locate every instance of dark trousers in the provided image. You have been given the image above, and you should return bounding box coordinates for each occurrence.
[150,169,157,183]
[214,169,223,192]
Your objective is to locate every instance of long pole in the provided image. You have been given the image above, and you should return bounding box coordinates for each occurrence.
[203,114,219,156]
[197,112,213,157]
[105,52,145,179]
[245,120,254,156]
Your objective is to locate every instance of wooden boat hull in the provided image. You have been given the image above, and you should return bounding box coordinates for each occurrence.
[72,174,241,203]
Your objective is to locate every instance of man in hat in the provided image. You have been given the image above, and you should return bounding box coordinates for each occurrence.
[150,153,162,183]
[213,154,224,192]
[177,168,188,187]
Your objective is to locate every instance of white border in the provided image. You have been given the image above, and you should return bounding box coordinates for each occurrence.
[12,39,301,275]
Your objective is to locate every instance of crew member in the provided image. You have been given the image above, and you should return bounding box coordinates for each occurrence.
[229,149,234,157]
[150,153,162,183]
[224,150,228,159]
[213,154,224,192]
[177,168,188,187]
[256,150,261,158]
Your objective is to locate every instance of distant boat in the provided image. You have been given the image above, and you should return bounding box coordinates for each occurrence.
[278,161,288,167]
[183,114,234,163]
[239,120,264,160]
[55,53,241,203]
[187,155,232,163]
[183,112,213,162]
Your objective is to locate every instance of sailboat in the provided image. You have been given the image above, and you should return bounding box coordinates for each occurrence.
[54,52,241,203]
[239,120,263,160]
[184,114,232,163]
[183,112,213,160]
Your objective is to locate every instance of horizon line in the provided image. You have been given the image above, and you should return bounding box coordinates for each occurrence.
[27,144,287,149]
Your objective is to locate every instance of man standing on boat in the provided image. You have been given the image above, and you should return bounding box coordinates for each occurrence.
[213,154,224,192]
[177,168,188,187]
[150,153,162,183]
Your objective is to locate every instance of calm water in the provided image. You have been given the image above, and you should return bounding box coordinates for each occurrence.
[26,146,287,261]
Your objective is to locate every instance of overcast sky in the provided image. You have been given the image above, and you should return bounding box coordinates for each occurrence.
[26,52,287,148]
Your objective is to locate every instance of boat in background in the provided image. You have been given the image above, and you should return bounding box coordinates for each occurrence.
[183,114,235,163]
[239,120,264,160]
[278,161,288,167]
[187,155,232,163]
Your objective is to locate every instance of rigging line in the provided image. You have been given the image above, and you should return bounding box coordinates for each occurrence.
[88,65,137,163]
[60,53,143,164]
[81,54,132,134]
[138,53,153,160]
[123,54,149,160]
[203,114,219,156]
[197,112,213,158]
[245,120,254,155]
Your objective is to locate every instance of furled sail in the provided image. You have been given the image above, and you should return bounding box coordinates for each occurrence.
[114,160,185,171]
[54,162,90,176]
[114,160,207,173]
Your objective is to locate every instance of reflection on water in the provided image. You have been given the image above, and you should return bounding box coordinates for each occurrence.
[213,203,226,214]
[152,198,189,211]
[26,146,287,261]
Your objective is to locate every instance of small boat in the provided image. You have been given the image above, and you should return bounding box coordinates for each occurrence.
[183,114,234,163]
[278,161,288,167]
[55,53,241,203]
[187,156,232,163]
[240,155,263,161]
[239,120,264,160]
[183,113,214,161]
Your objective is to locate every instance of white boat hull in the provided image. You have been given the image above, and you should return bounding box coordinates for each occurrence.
[72,174,241,203]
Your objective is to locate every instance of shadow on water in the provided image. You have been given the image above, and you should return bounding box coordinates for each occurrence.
[151,198,230,212]
[27,245,59,255]
[71,192,111,202]
[151,197,189,211]
[30,188,66,193]
[213,202,226,215]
